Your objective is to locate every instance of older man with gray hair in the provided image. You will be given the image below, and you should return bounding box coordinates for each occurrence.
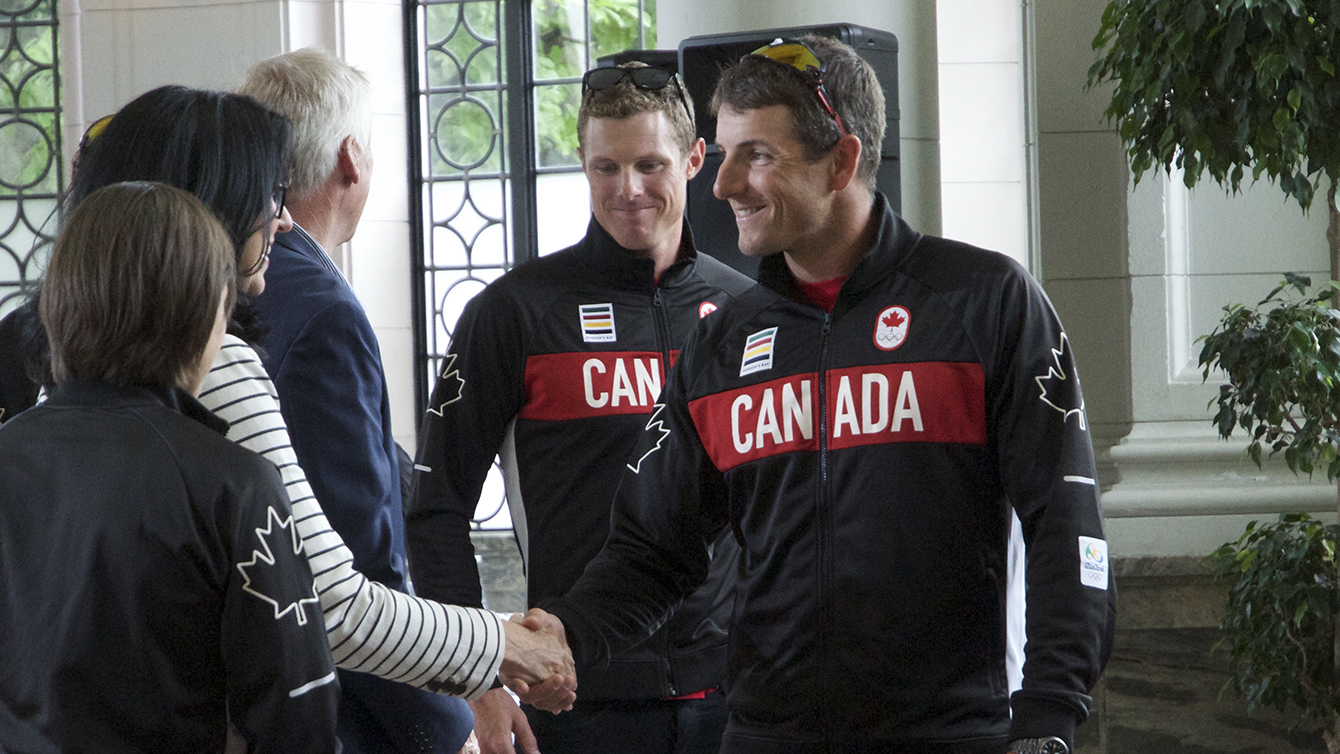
[239,48,473,753]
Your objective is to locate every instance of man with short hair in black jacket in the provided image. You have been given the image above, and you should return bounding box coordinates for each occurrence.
[407,62,753,754]
[544,35,1111,754]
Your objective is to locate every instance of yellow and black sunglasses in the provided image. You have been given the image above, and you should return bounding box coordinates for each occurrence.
[746,39,849,137]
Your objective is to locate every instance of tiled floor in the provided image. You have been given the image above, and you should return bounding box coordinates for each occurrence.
[1078,628,1328,753]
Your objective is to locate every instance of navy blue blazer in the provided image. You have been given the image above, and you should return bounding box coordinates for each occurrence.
[255,225,473,753]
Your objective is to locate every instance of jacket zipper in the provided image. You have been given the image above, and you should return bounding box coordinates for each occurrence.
[652,285,677,696]
[652,287,672,370]
[816,310,834,745]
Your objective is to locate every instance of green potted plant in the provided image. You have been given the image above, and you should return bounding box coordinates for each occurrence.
[1198,274,1340,746]
[1089,0,1340,744]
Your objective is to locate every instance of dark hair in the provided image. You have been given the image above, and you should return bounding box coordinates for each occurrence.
[578,62,697,157]
[69,85,291,343]
[711,34,886,189]
[42,182,235,388]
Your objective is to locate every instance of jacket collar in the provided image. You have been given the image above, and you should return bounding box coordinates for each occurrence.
[45,379,229,436]
[574,216,703,292]
[275,222,344,279]
[756,193,921,312]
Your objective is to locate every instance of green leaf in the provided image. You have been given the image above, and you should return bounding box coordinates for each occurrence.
[1273,107,1291,133]
[1284,272,1312,291]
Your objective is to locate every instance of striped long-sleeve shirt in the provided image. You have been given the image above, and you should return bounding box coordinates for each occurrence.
[198,334,504,698]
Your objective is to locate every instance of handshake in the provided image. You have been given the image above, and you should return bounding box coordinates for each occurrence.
[497,608,577,713]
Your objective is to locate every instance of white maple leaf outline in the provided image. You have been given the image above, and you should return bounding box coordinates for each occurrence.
[426,352,466,417]
[237,506,321,626]
[627,402,672,474]
[1035,332,1088,431]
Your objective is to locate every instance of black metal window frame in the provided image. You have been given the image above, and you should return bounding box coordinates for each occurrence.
[0,0,62,315]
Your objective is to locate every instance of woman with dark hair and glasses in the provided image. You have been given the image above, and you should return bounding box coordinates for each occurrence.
[0,85,574,735]
[67,85,293,342]
[0,85,290,416]
[0,181,341,752]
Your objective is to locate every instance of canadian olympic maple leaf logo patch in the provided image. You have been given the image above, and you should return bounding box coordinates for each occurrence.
[1035,332,1087,430]
[873,305,910,351]
[237,506,321,626]
[426,352,465,417]
[626,403,672,473]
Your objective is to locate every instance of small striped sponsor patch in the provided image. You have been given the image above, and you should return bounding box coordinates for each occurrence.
[740,327,778,377]
[580,303,617,343]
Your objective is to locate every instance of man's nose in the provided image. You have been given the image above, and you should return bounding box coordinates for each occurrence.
[617,168,642,198]
[713,157,740,200]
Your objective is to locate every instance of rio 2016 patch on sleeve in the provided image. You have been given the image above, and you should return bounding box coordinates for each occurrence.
[1078,536,1108,590]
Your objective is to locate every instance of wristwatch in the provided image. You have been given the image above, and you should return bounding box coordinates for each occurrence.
[1008,737,1069,754]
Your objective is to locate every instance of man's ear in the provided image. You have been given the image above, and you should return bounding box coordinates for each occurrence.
[338,135,364,186]
[828,133,862,192]
[684,137,707,181]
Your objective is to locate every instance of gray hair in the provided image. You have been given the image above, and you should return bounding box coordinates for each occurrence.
[237,48,372,200]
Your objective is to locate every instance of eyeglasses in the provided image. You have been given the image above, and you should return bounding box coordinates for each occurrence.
[581,66,693,125]
[270,182,288,223]
[240,182,287,277]
[746,39,849,137]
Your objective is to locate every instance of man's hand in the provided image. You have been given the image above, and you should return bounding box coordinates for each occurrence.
[468,688,537,754]
[500,609,576,712]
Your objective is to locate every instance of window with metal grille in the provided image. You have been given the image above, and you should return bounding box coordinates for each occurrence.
[406,0,655,529]
[0,0,61,316]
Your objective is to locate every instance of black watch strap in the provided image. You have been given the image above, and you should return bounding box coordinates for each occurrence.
[1008,737,1069,754]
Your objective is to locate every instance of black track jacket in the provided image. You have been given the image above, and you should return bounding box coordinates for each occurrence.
[408,218,754,699]
[0,380,339,753]
[546,195,1111,752]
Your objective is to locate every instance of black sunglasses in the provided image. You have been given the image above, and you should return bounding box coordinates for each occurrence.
[581,66,693,125]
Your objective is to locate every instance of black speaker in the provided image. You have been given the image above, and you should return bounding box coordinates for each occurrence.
[678,24,900,278]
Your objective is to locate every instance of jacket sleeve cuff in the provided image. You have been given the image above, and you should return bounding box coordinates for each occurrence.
[1008,691,1088,752]
[539,599,604,669]
[423,607,506,700]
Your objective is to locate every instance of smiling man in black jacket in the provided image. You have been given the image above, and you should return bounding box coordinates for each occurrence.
[407,62,753,754]
[544,35,1111,754]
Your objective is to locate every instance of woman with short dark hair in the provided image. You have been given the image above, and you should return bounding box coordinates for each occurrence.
[42,181,235,389]
[0,181,340,753]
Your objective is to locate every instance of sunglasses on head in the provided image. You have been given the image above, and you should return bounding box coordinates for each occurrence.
[581,66,693,125]
[72,114,114,170]
[746,39,849,138]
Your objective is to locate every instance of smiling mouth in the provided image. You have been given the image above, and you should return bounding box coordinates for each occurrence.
[733,206,762,220]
